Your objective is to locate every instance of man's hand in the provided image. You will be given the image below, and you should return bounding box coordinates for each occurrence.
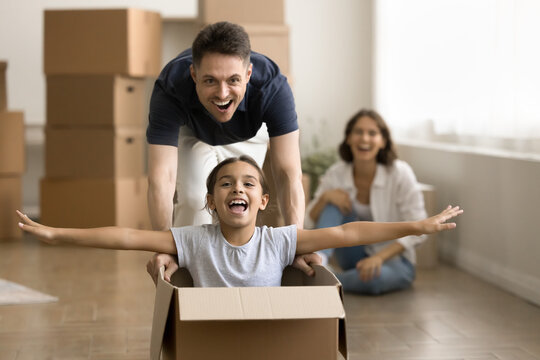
[292,252,323,277]
[147,253,179,285]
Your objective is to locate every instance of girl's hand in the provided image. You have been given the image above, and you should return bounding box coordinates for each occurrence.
[16,210,59,244]
[324,189,352,215]
[356,255,382,282]
[418,205,463,234]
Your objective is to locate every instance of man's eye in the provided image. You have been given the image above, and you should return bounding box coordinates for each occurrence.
[204,79,214,84]
[230,78,240,84]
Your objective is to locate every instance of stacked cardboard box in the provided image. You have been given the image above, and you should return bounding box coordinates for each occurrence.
[0,61,25,239]
[41,9,162,229]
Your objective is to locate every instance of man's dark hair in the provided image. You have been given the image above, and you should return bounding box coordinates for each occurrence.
[338,109,398,166]
[192,21,251,68]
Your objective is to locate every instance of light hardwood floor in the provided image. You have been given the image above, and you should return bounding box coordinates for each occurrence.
[1,235,539,360]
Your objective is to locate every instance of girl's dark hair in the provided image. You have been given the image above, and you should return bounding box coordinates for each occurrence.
[338,109,398,165]
[192,21,251,68]
[205,155,268,202]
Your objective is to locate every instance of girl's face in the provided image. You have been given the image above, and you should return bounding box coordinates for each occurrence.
[206,161,269,228]
[346,116,386,162]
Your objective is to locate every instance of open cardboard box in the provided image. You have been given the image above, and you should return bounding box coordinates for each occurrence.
[151,265,348,360]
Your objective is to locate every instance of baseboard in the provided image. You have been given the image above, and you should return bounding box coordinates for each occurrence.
[443,249,540,307]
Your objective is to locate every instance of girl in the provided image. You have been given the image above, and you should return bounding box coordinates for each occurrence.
[17,155,462,288]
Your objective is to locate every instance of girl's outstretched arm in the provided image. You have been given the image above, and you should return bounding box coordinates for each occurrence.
[296,205,463,255]
[16,210,177,254]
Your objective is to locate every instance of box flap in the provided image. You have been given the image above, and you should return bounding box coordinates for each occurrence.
[176,285,345,321]
[149,267,175,360]
[283,265,348,358]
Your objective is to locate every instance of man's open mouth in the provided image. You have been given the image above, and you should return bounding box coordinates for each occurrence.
[214,100,233,111]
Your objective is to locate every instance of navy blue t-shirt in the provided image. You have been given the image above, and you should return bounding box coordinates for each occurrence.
[146,49,298,146]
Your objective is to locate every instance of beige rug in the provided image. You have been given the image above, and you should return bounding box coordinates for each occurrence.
[0,278,58,305]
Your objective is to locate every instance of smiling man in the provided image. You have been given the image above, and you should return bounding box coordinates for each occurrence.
[146,22,319,283]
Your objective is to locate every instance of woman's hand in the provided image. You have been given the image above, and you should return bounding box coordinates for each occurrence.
[16,210,59,244]
[356,255,383,282]
[417,205,463,235]
[323,189,352,215]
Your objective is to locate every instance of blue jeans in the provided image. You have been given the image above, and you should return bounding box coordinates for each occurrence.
[316,204,415,295]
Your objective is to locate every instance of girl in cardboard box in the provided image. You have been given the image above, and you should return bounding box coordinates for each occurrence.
[16,156,462,287]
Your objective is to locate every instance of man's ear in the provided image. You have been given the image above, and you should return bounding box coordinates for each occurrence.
[190,64,197,83]
[259,193,269,211]
[246,63,253,82]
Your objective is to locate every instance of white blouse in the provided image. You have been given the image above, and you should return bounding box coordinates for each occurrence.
[305,159,427,265]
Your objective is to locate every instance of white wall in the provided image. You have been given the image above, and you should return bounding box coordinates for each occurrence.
[398,141,540,306]
[286,0,373,155]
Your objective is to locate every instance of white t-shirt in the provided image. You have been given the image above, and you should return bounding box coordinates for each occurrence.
[171,224,297,287]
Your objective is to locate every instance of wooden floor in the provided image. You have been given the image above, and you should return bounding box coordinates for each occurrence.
[1,235,540,360]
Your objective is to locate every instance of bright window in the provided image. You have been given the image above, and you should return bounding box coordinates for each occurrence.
[374,0,540,141]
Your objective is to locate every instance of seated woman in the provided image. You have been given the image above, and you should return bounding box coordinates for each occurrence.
[306,109,428,295]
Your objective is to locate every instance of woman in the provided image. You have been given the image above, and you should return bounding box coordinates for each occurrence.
[306,109,428,295]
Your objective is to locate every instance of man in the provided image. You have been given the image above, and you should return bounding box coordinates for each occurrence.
[146,21,319,283]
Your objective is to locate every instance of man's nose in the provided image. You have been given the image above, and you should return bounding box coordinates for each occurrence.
[217,82,229,98]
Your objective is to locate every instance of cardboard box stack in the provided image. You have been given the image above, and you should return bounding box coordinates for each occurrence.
[0,61,25,239]
[41,9,162,229]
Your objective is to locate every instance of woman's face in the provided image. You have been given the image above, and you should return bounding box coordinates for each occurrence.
[346,116,386,162]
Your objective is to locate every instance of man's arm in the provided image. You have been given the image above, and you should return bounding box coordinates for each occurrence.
[147,144,178,231]
[268,130,305,229]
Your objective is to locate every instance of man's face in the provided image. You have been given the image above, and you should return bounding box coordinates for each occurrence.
[190,52,252,123]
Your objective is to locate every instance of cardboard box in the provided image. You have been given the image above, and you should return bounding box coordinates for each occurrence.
[40,176,150,229]
[244,24,290,75]
[45,127,145,178]
[0,176,22,239]
[47,75,147,127]
[151,265,348,360]
[0,61,6,111]
[44,9,162,76]
[198,0,284,24]
[0,111,25,175]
